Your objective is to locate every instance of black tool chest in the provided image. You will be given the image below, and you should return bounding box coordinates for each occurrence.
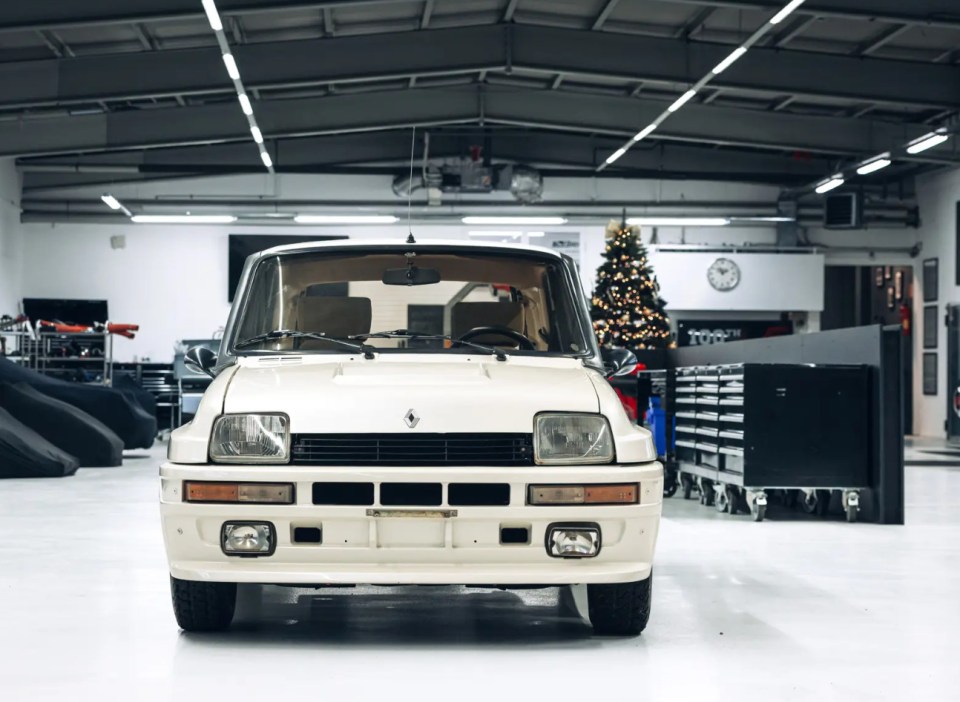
[675,363,870,489]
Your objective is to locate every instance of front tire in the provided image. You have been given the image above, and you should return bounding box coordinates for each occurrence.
[588,572,652,636]
[170,576,237,632]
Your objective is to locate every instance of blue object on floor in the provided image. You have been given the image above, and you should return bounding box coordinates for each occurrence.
[646,396,674,458]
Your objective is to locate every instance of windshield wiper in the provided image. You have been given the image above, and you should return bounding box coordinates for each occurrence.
[351,329,507,362]
[234,329,376,359]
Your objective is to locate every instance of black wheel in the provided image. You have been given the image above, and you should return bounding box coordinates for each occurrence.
[714,487,728,513]
[845,503,858,523]
[170,576,237,632]
[725,486,741,515]
[701,480,715,507]
[681,474,694,500]
[815,490,832,517]
[663,473,678,498]
[799,491,818,514]
[752,504,766,522]
[589,572,653,636]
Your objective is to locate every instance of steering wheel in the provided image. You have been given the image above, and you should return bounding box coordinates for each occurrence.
[459,326,536,351]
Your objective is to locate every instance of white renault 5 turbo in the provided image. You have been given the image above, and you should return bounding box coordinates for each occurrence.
[161,239,662,635]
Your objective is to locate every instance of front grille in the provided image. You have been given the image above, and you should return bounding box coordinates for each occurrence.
[292,433,534,466]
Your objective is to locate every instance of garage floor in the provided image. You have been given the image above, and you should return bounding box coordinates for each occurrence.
[1,440,957,701]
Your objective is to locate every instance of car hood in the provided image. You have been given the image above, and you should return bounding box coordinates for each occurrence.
[223,355,600,433]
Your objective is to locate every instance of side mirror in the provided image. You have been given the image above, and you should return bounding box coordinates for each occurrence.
[601,347,638,379]
[185,346,218,378]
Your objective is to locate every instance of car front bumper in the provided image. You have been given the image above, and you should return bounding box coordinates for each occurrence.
[160,461,662,586]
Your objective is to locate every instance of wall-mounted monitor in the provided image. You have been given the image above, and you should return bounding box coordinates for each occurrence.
[22,298,108,326]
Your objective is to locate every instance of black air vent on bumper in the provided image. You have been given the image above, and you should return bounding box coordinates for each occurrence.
[292,433,534,466]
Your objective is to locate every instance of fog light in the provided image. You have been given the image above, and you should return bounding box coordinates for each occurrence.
[221,522,275,556]
[546,523,601,558]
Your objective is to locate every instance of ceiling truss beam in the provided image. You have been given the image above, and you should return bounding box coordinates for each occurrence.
[0,84,941,160]
[1,0,957,33]
[651,0,960,30]
[592,0,622,30]
[0,24,956,113]
[18,130,840,192]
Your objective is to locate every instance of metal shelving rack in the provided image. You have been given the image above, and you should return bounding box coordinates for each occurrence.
[22,331,114,385]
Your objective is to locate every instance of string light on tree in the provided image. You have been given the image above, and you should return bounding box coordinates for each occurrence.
[591,217,674,350]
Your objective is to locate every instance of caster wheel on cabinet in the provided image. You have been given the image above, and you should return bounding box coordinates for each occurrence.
[815,490,832,517]
[714,487,729,513]
[663,479,678,499]
[700,480,715,507]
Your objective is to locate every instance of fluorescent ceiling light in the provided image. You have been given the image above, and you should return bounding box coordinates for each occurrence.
[250,126,263,144]
[605,146,628,165]
[294,215,399,224]
[201,0,223,31]
[769,0,807,25]
[131,215,237,224]
[222,54,240,80]
[526,231,546,238]
[238,94,253,115]
[668,89,698,113]
[856,155,892,175]
[101,194,122,210]
[730,216,796,223]
[632,124,657,142]
[461,216,567,225]
[468,231,523,238]
[712,46,748,75]
[906,131,950,154]
[815,175,845,194]
[626,217,730,227]
[260,151,273,168]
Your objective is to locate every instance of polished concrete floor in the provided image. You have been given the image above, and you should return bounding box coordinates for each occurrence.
[1,440,958,701]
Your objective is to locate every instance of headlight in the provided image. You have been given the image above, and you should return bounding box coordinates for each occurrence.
[209,413,290,464]
[534,413,614,465]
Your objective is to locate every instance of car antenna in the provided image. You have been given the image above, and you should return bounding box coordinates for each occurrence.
[405,125,417,244]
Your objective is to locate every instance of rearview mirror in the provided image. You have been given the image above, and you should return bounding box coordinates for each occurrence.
[601,347,638,379]
[382,266,441,286]
[185,346,218,378]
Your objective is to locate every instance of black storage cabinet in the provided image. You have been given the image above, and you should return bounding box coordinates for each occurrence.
[679,363,870,489]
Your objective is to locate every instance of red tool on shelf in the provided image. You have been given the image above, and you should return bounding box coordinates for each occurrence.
[37,320,140,339]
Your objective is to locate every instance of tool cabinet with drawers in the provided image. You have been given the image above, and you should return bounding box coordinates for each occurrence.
[675,363,870,521]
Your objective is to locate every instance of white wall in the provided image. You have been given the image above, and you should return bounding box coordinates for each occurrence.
[0,158,22,316]
[17,172,923,364]
[21,220,798,362]
[911,167,960,437]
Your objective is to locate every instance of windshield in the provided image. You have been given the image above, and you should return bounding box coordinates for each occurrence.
[229,249,595,358]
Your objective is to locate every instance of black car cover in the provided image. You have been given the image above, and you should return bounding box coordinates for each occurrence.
[0,405,80,478]
[113,372,158,416]
[0,358,156,449]
[0,382,124,467]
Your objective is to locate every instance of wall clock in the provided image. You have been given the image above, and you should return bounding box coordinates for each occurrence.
[707,257,741,292]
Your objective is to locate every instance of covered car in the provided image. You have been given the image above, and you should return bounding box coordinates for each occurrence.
[0,358,156,449]
[0,405,79,478]
[0,382,124,467]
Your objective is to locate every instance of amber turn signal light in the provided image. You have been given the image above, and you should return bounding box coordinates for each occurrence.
[585,484,638,504]
[184,481,295,504]
[528,483,638,505]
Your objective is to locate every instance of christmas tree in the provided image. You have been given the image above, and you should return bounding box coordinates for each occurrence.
[591,218,674,349]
